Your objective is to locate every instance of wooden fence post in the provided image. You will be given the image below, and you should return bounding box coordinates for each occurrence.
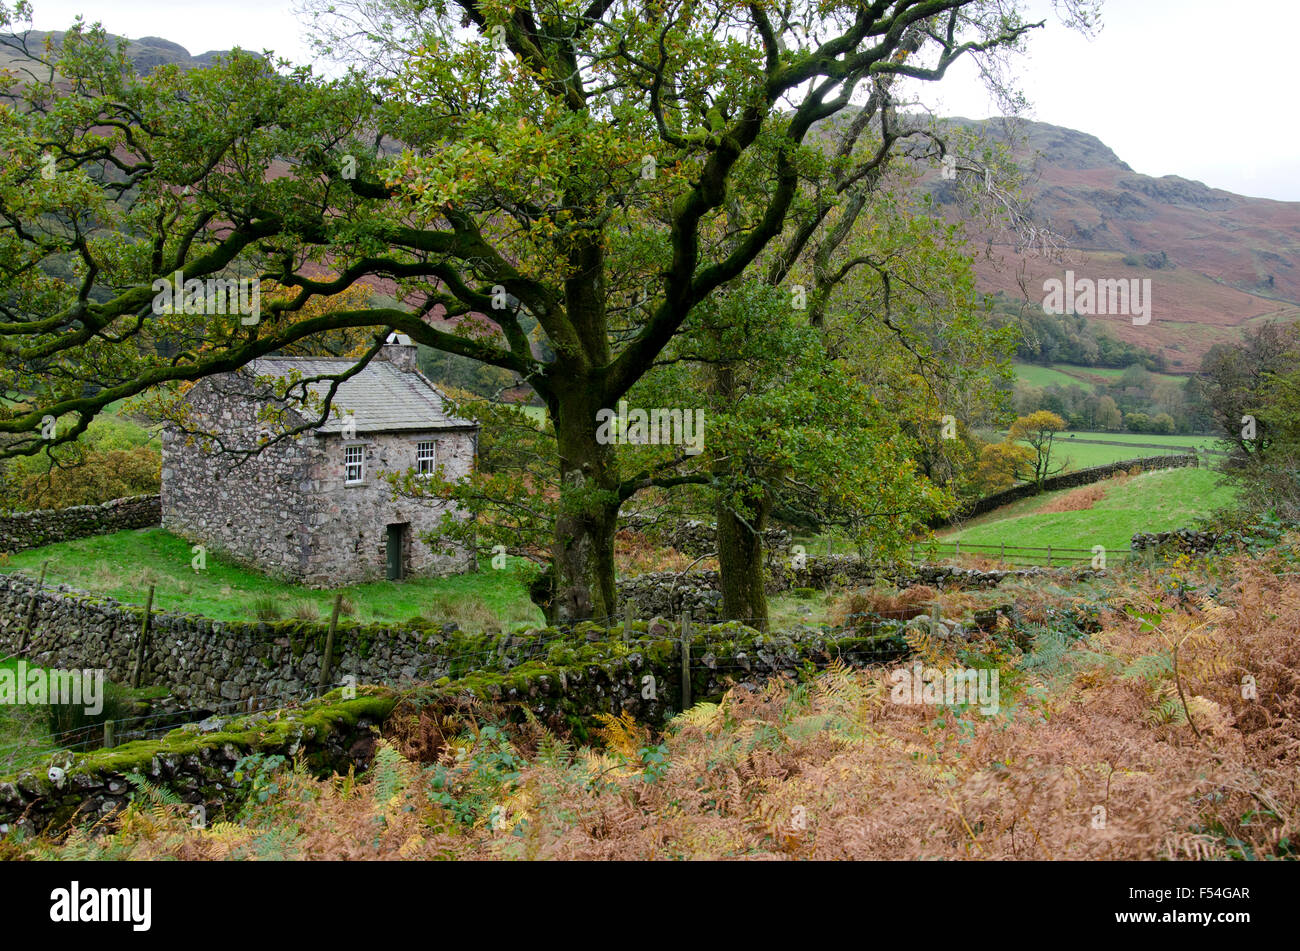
[318,592,343,695]
[103,719,115,750]
[1046,545,1052,568]
[999,541,1005,563]
[16,559,49,656]
[130,584,155,689]
[680,608,692,711]
[623,597,635,643]
[930,601,942,638]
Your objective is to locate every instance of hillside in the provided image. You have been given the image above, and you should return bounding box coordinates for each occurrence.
[0,30,241,74]
[932,118,1300,372]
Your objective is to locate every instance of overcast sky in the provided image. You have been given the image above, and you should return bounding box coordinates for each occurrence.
[15,0,1300,201]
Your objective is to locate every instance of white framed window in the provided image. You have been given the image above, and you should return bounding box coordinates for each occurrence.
[416,440,437,476]
[344,444,365,484]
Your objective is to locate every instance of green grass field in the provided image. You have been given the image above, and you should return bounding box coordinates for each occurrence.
[1055,431,1220,448]
[1013,362,1187,390]
[1009,431,1221,473]
[1013,363,1091,389]
[940,466,1237,553]
[1050,442,1190,471]
[1048,441,1158,471]
[0,529,542,628]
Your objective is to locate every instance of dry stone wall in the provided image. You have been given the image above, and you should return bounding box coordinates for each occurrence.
[0,557,935,715]
[0,598,922,833]
[0,690,395,836]
[0,495,160,554]
[1130,529,1226,553]
[619,514,792,556]
[617,556,1099,622]
[0,573,465,707]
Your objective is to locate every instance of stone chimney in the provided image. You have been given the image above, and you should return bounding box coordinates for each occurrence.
[379,331,418,373]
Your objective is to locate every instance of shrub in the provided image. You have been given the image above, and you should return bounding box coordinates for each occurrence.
[0,416,160,511]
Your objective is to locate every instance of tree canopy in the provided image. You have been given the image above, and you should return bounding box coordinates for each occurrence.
[0,0,1098,619]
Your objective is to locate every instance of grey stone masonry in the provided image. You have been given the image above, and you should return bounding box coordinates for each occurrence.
[161,341,479,585]
[0,572,460,707]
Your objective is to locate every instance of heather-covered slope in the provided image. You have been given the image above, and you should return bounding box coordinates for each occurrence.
[937,118,1300,371]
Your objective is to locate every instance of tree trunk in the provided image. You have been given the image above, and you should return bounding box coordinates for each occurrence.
[716,495,769,630]
[711,363,770,629]
[550,380,619,624]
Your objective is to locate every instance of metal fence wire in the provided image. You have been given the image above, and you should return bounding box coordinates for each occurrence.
[905,540,1126,567]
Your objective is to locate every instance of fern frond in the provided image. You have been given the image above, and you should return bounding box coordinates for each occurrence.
[1122,652,1173,682]
[594,711,647,758]
[370,743,409,815]
[124,771,183,807]
[670,702,724,733]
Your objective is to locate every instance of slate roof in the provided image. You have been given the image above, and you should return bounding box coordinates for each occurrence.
[245,356,476,435]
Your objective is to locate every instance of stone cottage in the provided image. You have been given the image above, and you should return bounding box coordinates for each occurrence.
[161,334,479,586]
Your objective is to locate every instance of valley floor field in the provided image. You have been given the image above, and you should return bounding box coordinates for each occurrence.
[941,466,1235,553]
[992,430,1222,473]
[1012,361,1188,390]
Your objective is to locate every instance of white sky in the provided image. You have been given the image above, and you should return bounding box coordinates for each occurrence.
[14,0,1300,201]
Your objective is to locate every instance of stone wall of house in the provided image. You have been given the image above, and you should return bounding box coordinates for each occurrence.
[161,373,315,580]
[306,427,476,584]
[0,495,160,554]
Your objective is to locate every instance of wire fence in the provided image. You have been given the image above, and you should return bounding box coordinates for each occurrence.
[904,540,1123,567]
